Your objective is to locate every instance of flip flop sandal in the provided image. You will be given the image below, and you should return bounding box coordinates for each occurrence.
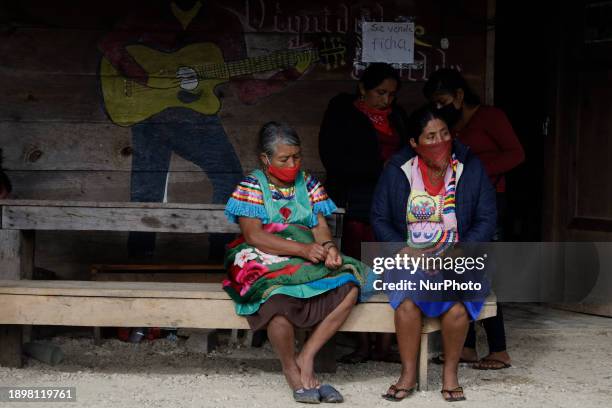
[472,358,512,370]
[293,388,321,404]
[441,386,466,402]
[318,384,344,403]
[381,384,416,402]
[432,355,479,365]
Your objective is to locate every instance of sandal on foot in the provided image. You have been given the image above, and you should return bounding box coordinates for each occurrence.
[441,386,466,402]
[432,355,478,365]
[293,388,321,404]
[472,358,512,370]
[318,384,343,403]
[338,350,370,364]
[381,384,416,402]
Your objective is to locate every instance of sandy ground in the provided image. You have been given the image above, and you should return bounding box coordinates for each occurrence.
[1,304,612,408]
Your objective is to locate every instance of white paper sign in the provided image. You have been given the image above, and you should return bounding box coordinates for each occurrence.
[362,22,415,64]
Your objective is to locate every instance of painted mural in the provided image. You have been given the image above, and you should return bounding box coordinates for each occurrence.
[97,0,321,255]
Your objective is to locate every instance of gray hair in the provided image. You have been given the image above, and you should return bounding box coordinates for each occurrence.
[257,121,301,158]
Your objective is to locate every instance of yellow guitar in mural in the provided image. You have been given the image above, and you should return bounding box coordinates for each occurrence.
[100,41,344,126]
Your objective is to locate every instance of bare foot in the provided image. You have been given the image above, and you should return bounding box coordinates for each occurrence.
[441,361,464,398]
[487,351,511,364]
[441,387,465,401]
[474,351,512,369]
[282,361,304,391]
[296,353,320,389]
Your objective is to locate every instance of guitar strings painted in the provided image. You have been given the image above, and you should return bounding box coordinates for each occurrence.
[114,48,322,94]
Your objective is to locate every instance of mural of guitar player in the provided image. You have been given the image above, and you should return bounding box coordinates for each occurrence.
[98,0,316,257]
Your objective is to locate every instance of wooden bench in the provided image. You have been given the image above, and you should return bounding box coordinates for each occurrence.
[0,199,497,390]
[0,279,496,390]
[0,199,342,361]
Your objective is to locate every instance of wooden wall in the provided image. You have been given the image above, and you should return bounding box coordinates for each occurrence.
[0,0,490,278]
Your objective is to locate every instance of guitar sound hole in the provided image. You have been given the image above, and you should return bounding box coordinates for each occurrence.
[176,66,199,91]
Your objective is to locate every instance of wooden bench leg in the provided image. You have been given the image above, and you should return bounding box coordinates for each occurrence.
[229,329,239,345]
[229,329,253,347]
[417,333,429,391]
[185,329,218,353]
[93,327,103,346]
[242,330,254,347]
[0,230,34,368]
[0,326,23,367]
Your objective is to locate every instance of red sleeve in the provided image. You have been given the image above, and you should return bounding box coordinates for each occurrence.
[478,107,525,176]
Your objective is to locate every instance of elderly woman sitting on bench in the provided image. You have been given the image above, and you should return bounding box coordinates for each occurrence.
[223,122,371,404]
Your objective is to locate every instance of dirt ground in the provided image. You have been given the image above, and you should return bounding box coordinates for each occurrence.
[1,304,611,408]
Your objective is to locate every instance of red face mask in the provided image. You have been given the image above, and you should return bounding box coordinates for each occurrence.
[414,139,452,171]
[267,162,300,183]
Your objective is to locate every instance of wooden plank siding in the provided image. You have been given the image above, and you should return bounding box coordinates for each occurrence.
[0,0,490,279]
[0,200,343,235]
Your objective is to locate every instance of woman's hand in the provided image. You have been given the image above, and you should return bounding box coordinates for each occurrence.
[324,246,343,270]
[301,243,328,263]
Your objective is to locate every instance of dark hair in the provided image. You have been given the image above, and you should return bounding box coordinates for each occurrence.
[423,68,480,106]
[407,105,448,144]
[359,62,402,92]
[0,149,12,194]
[257,121,301,157]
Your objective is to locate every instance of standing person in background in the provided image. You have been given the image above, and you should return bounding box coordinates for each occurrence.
[319,62,408,364]
[423,68,524,370]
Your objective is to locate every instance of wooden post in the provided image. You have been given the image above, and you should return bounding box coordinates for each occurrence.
[242,330,254,347]
[93,327,103,346]
[229,329,239,345]
[184,329,218,353]
[417,333,429,391]
[0,229,34,367]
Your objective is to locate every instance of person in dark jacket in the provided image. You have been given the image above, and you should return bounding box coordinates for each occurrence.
[319,62,409,363]
[371,106,496,402]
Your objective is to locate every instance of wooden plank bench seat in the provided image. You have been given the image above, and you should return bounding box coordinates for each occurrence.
[0,279,496,390]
